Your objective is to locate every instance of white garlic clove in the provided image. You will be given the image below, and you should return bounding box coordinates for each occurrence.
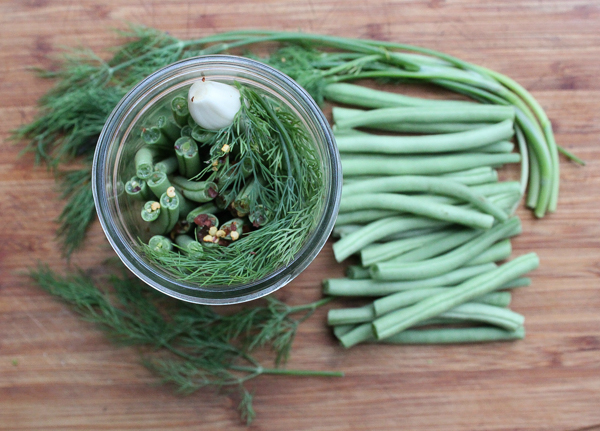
[187,80,241,131]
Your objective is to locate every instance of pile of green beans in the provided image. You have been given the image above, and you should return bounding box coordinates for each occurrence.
[323,86,540,347]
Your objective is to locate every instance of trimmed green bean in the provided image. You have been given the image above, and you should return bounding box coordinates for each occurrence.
[170,176,218,203]
[324,263,497,296]
[361,230,452,266]
[332,107,489,134]
[175,235,204,257]
[387,229,481,264]
[346,266,371,280]
[146,171,173,199]
[335,210,398,226]
[372,289,512,318]
[332,216,449,262]
[336,120,514,154]
[174,136,201,178]
[171,96,190,127]
[341,152,521,176]
[371,252,539,340]
[324,82,479,109]
[125,176,151,201]
[141,126,170,149]
[135,147,158,180]
[154,156,179,175]
[141,201,161,223]
[157,115,181,142]
[339,193,495,230]
[371,218,521,281]
[379,326,525,344]
[342,176,508,222]
[466,239,512,266]
[148,235,173,254]
[439,303,524,331]
[156,189,180,234]
[185,203,220,226]
[335,106,514,130]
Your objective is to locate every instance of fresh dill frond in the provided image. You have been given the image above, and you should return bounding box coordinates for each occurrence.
[55,167,96,257]
[141,85,325,286]
[28,264,341,424]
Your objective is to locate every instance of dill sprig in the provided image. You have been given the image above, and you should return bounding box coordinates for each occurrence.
[29,263,341,425]
[141,84,324,286]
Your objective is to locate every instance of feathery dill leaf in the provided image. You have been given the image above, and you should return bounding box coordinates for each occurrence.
[28,263,341,425]
[141,85,324,286]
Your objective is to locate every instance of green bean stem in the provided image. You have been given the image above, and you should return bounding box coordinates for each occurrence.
[371,252,539,340]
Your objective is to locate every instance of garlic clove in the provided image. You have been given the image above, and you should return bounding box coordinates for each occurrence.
[188,80,241,131]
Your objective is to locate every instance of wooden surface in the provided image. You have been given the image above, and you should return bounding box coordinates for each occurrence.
[1,1,600,430]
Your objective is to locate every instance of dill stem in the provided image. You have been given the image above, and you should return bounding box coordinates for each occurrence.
[287,297,333,314]
[230,365,344,378]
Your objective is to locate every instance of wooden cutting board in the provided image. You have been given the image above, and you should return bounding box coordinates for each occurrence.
[1,1,599,430]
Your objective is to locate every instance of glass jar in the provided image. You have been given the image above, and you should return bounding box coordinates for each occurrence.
[92,55,341,305]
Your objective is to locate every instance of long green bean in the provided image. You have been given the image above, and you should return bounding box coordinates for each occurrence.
[324,82,479,109]
[360,229,452,266]
[335,106,514,131]
[332,107,489,134]
[371,252,539,340]
[371,218,521,280]
[135,147,158,180]
[336,120,514,154]
[339,194,495,230]
[335,209,399,226]
[332,216,450,262]
[342,176,507,222]
[379,326,525,344]
[324,263,497,296]
[341,152,521,176]
[387,229,481,264]
[466,239,511,266]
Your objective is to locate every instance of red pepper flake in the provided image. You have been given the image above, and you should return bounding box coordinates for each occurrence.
[249,251,257,256]
[194,214,210,226]
[207,187,218,199]
[202,77,206,82]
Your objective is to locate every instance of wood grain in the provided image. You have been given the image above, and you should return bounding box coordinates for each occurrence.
[1,1,600,430]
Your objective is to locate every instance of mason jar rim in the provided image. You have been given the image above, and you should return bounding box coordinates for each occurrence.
[92,55,341,305]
